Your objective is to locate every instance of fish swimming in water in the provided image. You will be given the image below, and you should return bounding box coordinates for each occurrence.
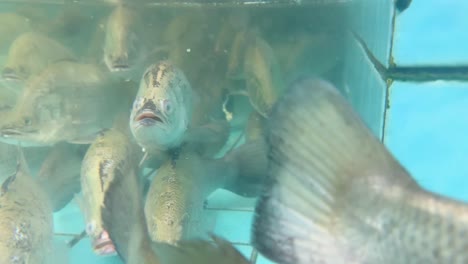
[0,148,53,264]
[100,146,251,264]
[2,32,76,87]
[244,33,285,118]
[130,61,229,159]
[144,141,267,245]
[252,77,468,264]
[79,126,140,256]
[37,143,84,212]
[0,60,123,146]
[103,5,147,77]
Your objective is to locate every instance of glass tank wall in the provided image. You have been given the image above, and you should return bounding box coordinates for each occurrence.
[0,0,466,263]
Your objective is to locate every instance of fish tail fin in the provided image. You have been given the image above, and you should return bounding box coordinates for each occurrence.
[350,31,389,81]
[252,78,415,264]
[223,139,268,197]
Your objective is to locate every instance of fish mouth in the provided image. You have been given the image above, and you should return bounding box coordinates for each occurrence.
[134,111,164,126]
[92,230,116,256]
[1,128,26,137]
[2,72,20,81]
[110,64,130,72]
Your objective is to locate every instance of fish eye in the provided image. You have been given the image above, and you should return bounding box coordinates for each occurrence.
[162,100,172,113]
[24,117,32,126]
[86,221,96,235]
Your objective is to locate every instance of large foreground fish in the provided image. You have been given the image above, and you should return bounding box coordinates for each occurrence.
[252,78,468,264]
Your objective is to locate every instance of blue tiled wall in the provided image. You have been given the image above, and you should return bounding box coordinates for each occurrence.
[385,0,468,203]
[385,82,468,203]
[392,0,468,65]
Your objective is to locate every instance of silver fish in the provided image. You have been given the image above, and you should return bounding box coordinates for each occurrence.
[145,142,267,245]
[0,60,122,146]
[252,78,468,264]
[103,5,146,76]
[2,32,76,86]
[0,149,53,264]
[79,127,140,256]
[100,146,252,264]
[130,61,230,161]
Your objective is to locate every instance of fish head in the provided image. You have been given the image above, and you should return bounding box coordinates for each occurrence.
[85,221,117,256]
[103,6,144,73]
[0,111,43,145]
[130,61,192,151]
[2,33,50,83]
[0,91,64,146]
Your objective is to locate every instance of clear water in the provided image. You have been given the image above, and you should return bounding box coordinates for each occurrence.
[0,0,466,263]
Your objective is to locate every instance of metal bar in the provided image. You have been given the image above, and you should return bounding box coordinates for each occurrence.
[0,0,354,7]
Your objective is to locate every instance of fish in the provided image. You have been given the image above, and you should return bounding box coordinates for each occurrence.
[100,144,251,264]
[244,34,285,118]
[130,61,229,158]
[144,142,267,245]
[0,60,123,146]
[252,77,468,264]
[79,126,141,256]
[36,142,85,212]
[103,5,147,77]
[2,32,76,86]
[0,148,53,264]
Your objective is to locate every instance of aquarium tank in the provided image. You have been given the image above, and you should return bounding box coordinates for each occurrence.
[0,0,466,263]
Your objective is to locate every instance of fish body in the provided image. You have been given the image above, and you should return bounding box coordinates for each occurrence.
[244,35,285,118]
[104,5,147,78]
[144,149,229,245]
[79,127,139,256]
[252,77,468,264]
[2,32,76,87]
[0,151,53,264]
[37,143,84,212]
[145,142,267,245]
[0,60,121,146]
[100,143,251,264]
